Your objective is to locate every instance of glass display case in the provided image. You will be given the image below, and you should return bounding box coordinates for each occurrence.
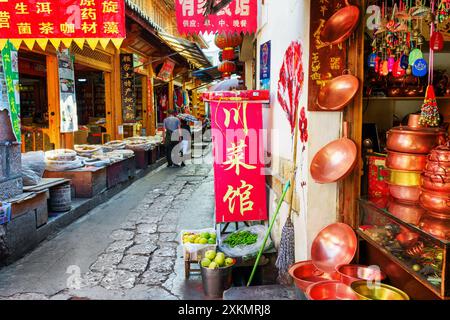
[358,197,449,299]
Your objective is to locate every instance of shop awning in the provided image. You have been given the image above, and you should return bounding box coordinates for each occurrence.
[192,66,222,83]
[157,32,212,70]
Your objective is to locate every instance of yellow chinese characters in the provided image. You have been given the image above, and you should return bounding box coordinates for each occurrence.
[223,140,256,176]
[81,8,97,20]
[82,22,97,34]
[223,102,248,135]
[103,21,119,34]
[15,3,29,15]
[39,22,54,35]
[18,23,32,35]
[81,0,96,6]
[60,23,75,34]
[102,1,119,13]
[0,11,10,29]
[36,2,52,15]
[223,180,254,216]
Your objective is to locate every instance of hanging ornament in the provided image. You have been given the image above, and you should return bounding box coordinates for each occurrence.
[437,0,450,23]
[381,60,389,76]
[388,56,396,72]
[368,52,378,68]
[430,31,444,51]
[412,58,428,77]
[393,59,406,77]
[409,48,423,65]
[419,85,441,126]
[400,54,409,69]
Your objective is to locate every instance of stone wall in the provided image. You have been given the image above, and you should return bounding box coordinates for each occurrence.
[0,142,22,201]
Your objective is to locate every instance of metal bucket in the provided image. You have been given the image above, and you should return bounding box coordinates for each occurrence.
[200,264,233,298]
[49,184,72,212]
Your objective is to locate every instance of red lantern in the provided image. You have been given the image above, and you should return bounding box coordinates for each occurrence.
[215,32,243,50]
[430,31,444,51]
[218,60,236,77]
[222,47,235,61]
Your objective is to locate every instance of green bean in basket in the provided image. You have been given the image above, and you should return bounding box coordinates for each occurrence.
[224,231,258,248]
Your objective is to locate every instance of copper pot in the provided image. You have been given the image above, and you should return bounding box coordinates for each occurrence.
[336,264,387,286]
[316,74,360,111]
[419,214,450,241]
[421,173,450,193]
[419,189,450,215]
[386,126,446,154]
[387,200,425,225]
[429,144,450,162]
[424,160,450,176]
[386,150,427,171]
[306,280,359,300]
[288,261,340,292]
[407,114,422,128]
[310,122,357,184]
[320,0,360,46]
[387,183,421,204]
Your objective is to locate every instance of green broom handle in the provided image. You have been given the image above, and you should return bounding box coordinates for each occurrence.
[247,181,291,287]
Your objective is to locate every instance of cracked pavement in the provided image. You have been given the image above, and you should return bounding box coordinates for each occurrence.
[0,149,216,300]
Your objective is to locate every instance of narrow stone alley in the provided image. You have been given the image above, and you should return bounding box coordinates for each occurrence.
[0,150,215,300]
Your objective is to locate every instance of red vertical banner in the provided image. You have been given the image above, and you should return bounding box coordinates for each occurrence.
[210,100,267,223]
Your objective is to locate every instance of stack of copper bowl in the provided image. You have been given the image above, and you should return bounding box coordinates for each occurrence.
[419,144,450,240]
[386,115,447,204]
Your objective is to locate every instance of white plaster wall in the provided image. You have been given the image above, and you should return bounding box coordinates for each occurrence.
[255,0,341,261]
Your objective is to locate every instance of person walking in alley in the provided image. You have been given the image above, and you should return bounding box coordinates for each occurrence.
[180,119,192,167]
[163,109,181,167]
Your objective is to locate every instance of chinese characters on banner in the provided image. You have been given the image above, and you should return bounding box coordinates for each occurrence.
[120,53,136,123]
[210,100,267,223]
[157,60,175,82]
[0,41,21,142]
[0,0,125,50]
[175,0,257,34]
[57,49,78,133]
[308,0,346,111]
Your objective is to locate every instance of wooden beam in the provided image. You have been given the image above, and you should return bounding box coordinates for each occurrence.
[339,0,366,228]
[46,54,60,149]
[104,71,114,138]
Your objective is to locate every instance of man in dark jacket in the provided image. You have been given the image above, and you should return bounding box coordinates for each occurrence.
[163,109,181,167]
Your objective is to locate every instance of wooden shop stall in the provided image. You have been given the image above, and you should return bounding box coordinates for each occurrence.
[307,0,450,299]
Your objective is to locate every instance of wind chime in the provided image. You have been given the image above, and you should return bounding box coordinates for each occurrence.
[215,32,243,78]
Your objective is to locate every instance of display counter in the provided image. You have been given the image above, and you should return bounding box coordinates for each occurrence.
[358,197,449,300]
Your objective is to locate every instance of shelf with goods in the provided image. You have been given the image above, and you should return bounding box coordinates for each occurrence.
[358,197,449,299]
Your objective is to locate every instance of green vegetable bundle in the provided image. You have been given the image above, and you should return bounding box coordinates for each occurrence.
[224,231,258,248]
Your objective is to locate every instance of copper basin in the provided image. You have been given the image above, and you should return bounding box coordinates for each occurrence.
[310,122,357,184]
[288,261,340,292]
[386,150,427,171]
[419,189,450,215]
[419,214,450,241]
[386,126,446,154]
[351,281,410,300]
[336,264,387,286]
[311,223,357,274]
[387,183,421,204]
[421,173,450,193]
[317,75,359,111]
[387,200,425,225]
[320,4,360,45]
[306,280,359,300]
[387,169,421,187]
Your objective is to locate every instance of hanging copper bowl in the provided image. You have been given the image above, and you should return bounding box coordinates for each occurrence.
[311,223,357,274]
[310,122,357,184]
[320,1,360,46]
[316,74,360,111]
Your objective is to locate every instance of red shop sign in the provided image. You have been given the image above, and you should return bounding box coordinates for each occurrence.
[209,100,267,223]
[0,0,125,50]
[175,0,257,34]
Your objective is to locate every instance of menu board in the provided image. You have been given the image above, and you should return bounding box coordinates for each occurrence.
[120,53,136,123]
[58,49,78,133]
[307,0,347,111]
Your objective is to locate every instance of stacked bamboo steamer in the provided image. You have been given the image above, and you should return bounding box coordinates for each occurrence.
[385,115,446,204]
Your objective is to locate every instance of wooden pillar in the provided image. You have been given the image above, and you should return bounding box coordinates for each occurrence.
[104,71,114,139]
[192,88,198,118]
[148,65,156,136]
[339,0,365,228]
[168,79,174,111]
[112,51,122,140]
[46,54,61,149]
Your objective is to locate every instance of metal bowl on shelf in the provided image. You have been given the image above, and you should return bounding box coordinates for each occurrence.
[306,280,359,300]
[387,200,425,225]
[288,261,340,292]
[387,183,421,204]
[386,150,428,171]
[350,281,410,300]
[336,264,387,286]
[419,189,450,215]
[388,169,422,187]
